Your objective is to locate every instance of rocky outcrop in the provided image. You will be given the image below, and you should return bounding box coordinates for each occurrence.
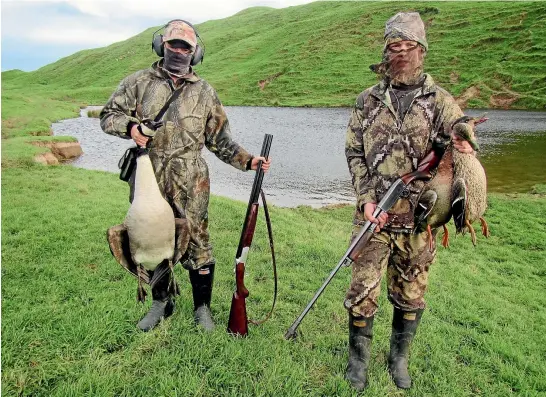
[32,141,83,165]
[34,152,60,165]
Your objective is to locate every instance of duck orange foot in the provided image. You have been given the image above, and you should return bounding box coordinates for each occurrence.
[465,220,477,246]
[441,225,450,248]
[480,217,490,238]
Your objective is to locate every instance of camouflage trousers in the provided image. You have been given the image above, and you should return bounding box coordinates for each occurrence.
[344,226,437,317]
[130,151,214,270]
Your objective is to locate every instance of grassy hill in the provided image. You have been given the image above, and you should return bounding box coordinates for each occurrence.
[2,1,545,112]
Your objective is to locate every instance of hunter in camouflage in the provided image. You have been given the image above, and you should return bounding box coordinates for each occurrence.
[344,12,475,391]
[101,20,270,333]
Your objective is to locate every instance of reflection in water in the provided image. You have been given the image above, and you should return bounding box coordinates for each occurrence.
[52,107,546,207]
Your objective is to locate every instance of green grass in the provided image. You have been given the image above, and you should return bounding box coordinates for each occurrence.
[2,2,546,395]
[2,1,545,110]
[2,165,545,396]
[86,109,101,118]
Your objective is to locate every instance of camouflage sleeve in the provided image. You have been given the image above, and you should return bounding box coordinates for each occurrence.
[204,90,253,171]
[432,89,465,150]
[345,94,376,209]
[100,74,141,139]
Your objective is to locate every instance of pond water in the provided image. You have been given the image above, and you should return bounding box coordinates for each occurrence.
[52,106,546,207]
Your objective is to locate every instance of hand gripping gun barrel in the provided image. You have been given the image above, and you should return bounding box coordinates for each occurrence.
[284,145,445,340]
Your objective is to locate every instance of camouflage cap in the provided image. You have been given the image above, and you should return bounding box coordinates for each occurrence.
[384,12,428,51]
[163,20,197,48]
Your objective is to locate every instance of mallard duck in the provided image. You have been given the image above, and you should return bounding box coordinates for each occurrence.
[413,149,454,250]
[451,116,490,245]
[414,115,490,250]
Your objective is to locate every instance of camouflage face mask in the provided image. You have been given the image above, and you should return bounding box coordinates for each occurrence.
[163,48,192,77]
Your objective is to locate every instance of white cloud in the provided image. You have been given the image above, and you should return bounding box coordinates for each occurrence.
[25,27,135,46]
[1,0,315,70]
[3,0,316,25]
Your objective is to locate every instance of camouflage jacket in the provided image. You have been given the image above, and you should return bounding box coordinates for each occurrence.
[100,60,253,172]
[345,74,464,230]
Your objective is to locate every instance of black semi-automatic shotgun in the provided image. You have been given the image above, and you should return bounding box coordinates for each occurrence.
[227,134,275,337]
[284,146,445,340]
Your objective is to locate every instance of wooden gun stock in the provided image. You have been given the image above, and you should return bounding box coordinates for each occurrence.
[227,134,273,337]
[401,145,445,185]
[227,262,250,336]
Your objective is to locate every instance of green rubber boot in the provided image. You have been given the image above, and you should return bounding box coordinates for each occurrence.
[388,308,424,389]
[346,313,374,391]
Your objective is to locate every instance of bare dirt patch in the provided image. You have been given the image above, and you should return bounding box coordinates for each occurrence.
[489,93,519,109]
[258,72,284,91]
[455,85,480,108]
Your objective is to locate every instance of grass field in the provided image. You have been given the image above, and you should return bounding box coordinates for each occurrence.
[2,165,545,396]
[2,1,546,396]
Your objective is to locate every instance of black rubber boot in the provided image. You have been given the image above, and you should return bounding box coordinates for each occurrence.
[188,262,215,331]
[137,270,175,332]
[388,308,424,389]
[346,313,374,391]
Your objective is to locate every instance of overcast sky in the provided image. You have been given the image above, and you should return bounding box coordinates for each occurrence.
[1,0,315,72]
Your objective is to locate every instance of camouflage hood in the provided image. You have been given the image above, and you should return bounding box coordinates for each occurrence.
[384,12,428,51]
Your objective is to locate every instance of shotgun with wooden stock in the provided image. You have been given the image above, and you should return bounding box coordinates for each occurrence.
[284,145,446,340]
[227,134,277,337]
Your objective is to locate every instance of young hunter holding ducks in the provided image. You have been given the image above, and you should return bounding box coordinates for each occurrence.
[101,20,270,332]
[344,12,475,390]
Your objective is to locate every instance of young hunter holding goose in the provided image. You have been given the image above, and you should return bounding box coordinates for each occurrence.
[100,20,270,332]
[344,12,476,390]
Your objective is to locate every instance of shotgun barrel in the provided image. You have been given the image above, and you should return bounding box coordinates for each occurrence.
[227,134,273,336]
[284,145,445,340]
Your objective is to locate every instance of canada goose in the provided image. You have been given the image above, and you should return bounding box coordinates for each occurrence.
[107,148,190,329]
[414,116,490,249]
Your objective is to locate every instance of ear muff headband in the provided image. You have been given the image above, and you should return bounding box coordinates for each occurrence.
[151,19,205,65]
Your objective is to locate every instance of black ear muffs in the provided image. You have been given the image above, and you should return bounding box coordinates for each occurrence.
[151,19,205,65]
[152,33,165,57]
[190,45,204,66]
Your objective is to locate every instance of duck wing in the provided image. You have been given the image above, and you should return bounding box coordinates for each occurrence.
[413,190,438,233]
[452,178,467,233]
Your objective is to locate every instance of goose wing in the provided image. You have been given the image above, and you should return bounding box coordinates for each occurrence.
[106,224,150,284]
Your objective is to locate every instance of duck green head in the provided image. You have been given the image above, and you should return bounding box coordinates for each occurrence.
[453,123,480,151]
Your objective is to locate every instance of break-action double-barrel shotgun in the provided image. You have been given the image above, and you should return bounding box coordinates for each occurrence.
[227,134,277,337]
[284,145,446,340]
